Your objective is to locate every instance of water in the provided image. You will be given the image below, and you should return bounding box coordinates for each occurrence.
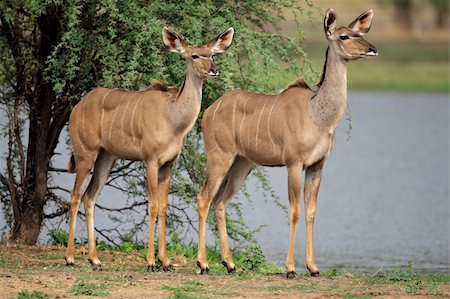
[240,92,449,273]
[1,92,448,273]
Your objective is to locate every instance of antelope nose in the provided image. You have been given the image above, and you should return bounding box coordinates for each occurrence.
[208,66,218,75]
[368,47,378,56]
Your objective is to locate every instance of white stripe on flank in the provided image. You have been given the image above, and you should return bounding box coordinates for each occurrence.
[76,106,88,154]
[100,89,114,141]
[231,93,241,138]
[130,95,143,144]
[239,97,249,155]
[120,98,132,141]
[108,96,122,142]
[255,100,268,151]
[267,94,279,153]
[211,99,224,155]
[212,98,223,122]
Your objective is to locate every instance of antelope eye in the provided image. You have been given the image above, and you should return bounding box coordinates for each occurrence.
[339,35,349,41]
[191,54,199,59]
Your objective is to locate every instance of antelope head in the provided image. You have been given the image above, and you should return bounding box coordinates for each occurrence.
[163,27,234,78]
[324,9,378,60]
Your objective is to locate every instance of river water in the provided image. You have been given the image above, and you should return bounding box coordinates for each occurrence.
[1,92,448,273]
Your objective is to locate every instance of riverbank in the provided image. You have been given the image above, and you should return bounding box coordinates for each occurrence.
[1,244,448,298]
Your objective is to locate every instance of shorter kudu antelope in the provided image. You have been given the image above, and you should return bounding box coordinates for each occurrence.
[196,9,377,278]
[65,27,234,270]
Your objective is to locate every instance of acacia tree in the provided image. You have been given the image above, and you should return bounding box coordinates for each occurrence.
[0,0,314,245]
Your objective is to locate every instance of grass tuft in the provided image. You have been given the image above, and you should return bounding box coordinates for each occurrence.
[17,290,52,299]
[69,279,109,296]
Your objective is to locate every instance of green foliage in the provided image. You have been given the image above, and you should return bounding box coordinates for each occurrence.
[0,0,314,245]
[69,279,108,296]
[321,268,341,277]
[365,260,450,295]
[235,245,265,271]
[163,282,210,299]
[47,229,69,246]
[17,290,52,299]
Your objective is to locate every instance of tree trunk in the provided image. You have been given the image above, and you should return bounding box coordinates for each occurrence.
[8,5,63,244]
[10,83,54,244]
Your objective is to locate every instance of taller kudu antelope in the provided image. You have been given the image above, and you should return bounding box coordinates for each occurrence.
[196,9,377,278]
[65,27,234,271]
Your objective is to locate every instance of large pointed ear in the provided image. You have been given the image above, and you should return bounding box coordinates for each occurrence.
[349,10,374,35]
[207,27,234,54]
[162,27,187,54]
[324,8,338,39]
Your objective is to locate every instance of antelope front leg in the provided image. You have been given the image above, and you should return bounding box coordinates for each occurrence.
[304,161,325,276]
[196,184,212,274]
[215,199,236,273]
[146,162,159,271]
[286,163,302,279]
[157,167,173,271]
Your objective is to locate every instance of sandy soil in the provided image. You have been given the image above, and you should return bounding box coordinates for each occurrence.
[0,245,447,299]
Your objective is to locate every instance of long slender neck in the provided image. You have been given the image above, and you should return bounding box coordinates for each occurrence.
[168,65,204,132]
[311,45,348,128]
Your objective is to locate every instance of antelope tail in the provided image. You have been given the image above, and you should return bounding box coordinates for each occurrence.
[68,154,76,173]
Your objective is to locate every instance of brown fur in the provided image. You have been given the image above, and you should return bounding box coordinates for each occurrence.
[149,79,178,93]
[285,78,312,90]
[68,154,76,173]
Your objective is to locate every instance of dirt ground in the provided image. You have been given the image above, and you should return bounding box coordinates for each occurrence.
[0,244,448,299]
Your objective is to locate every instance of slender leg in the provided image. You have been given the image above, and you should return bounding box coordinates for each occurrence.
[197,155,234,274]
[146,160,159,271]
[304,160,325,276]
[157,165,173,271]
[213,157,253,273]
[285,163,302,278]
[82,150,116,268]
[65,155,96,266]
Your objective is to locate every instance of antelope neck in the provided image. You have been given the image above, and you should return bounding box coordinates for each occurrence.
[168,65,203,132]
[311,45,348,128]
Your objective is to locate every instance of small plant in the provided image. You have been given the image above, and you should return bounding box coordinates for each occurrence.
[69,280,108,296]
[96,240,113,251]
[321,268,341,277]
[18,289,52,299]
[163,281,209,299]
[236,245,266,271]
[47,229,69,246]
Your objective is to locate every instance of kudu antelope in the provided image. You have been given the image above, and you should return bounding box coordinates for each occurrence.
[65,27,234,270]
[196,9,377,278]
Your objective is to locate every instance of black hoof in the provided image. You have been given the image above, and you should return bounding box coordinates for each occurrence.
[222,261,237,274]
[65,257,74,267]
[197,261,209,275]
[286,271,296,279]
[306,265,320,277]
[147,264,156,272]
[88,259,102,271]
[162,264,173,272]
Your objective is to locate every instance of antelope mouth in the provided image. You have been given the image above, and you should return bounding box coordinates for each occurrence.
[206,70,219,77]
[363,50,378,57]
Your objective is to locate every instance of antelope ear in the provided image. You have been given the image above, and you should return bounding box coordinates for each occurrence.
[349,10,374,35]
[324,8,338,39]
[162,27,187,54]
[207,27,234,54]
